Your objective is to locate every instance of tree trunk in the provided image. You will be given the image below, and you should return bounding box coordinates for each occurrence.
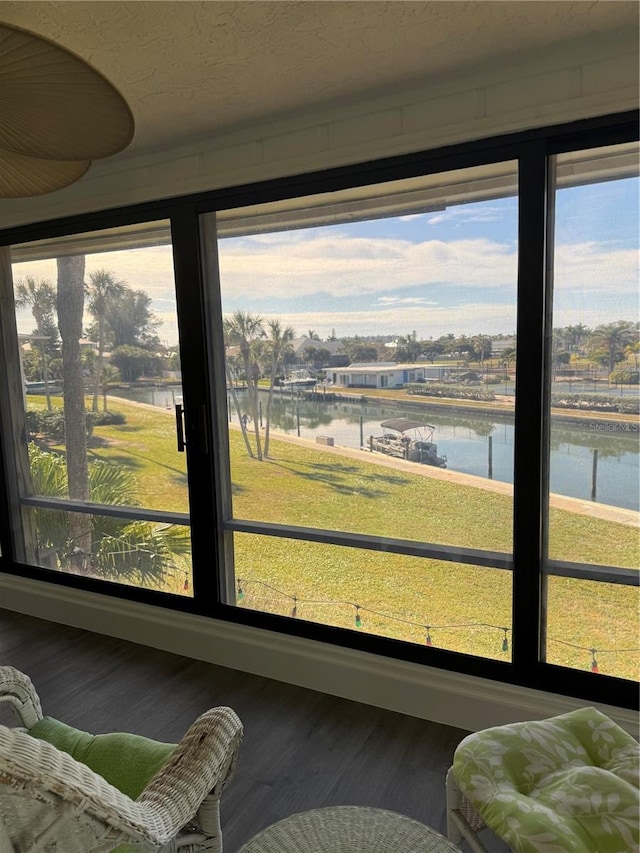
[242,351,262,460]
[57,256,91,571]
[225,362,254,457]
[264,362,280,459]
[92,317,104,412]
[42,340,52,411]
[264,379,274,458]
[250,384,262,460]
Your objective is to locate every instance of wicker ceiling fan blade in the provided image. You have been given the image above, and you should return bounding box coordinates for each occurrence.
[0,146,90,197]
[0,22,134,162]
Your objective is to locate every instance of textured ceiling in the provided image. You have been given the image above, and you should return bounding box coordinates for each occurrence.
[0,1,637,159]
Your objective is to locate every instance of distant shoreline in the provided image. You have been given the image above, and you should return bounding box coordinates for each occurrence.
[281,387,640,428]
[31,387,639,428]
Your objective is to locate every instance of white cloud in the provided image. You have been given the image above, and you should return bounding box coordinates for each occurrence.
[376,297,438,306]
[218,232,638,303]
[554,242,639,293]
[259,302,517,340]
[13,246,177,301]
[10,233,637,344]
[218,233,518,297]
[427,206,506,226]
[12,248,179,341]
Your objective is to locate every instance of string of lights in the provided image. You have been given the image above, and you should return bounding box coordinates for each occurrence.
[237,577,510,649]
[40,529,638,672]
[236,577,639,670]
[546,636,640,673]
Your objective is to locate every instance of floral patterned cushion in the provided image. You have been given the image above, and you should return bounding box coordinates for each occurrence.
[453,707,639,853]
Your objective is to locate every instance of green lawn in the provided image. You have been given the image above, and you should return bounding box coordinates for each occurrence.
[28,396,639,680]
[91,400,189,513]
[28,396,190,513]
[228,432,638,678]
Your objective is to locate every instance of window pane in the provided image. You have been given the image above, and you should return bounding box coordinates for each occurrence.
[32,507,192,596]
[209,162,519,651]
[234,533,512,661]
[546,576,638,680]
[545,143,640,680]
[6,223,193,593]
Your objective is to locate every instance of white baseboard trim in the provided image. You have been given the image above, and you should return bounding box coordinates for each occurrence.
[1,573,637,735]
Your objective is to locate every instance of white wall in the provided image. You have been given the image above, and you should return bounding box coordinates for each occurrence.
[0,30,637,228]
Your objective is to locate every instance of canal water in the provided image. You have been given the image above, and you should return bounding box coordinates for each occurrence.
[111,385,639,511]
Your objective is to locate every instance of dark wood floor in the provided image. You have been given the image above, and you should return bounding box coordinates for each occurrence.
[0,608,508,851]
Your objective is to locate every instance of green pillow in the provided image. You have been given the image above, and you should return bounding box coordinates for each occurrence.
[453,707,640,853]
[29,716,176,800]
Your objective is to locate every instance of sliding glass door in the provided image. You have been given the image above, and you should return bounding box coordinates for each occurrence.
[203,162,520,662]
[2,222,194,596]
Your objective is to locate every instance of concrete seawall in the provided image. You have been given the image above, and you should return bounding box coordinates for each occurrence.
[234,422,639,528]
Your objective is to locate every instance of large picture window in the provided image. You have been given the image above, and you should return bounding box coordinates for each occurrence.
[0,114,637,706]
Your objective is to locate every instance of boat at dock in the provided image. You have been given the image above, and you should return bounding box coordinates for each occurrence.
[367,418,447,468]
[281,370,317,389]
[25,380,63,394]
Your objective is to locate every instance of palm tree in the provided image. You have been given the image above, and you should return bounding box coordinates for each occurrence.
[500,346,517,373]
[264,320,295,458]
[496,345,516,393]
[15,276,57,410]
[223,341,255,459]
[563,323,589,354]
[27,443,68,564]
[590,321,637,375]
[223,311,265,459]
[28,443,188,587]
[395,332,421,363]
[624,341,640,372]
[95,522,191,587]
[86,269,125,412]
[57,255,91,569]
[100,364,120,412]
[472,335,492,371]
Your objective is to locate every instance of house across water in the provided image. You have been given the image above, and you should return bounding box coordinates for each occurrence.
[325,362,452,389]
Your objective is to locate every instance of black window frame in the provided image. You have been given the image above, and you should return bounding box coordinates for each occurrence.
[0,110,637,711]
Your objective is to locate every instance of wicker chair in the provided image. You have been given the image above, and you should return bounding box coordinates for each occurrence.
[0,666,243,853]
[445,768,490,853]
[446,708,640,853]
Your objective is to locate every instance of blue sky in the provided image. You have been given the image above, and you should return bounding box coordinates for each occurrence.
[218,197,519,341]
[14,176,639,346]
[217,176,638,341]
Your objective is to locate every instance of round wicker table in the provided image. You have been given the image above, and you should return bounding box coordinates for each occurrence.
[237,806,461,852]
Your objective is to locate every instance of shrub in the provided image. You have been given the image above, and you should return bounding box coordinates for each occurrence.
[25,410,42,435]
[406,383,495,402]
[609,369,639,385]
[95,410,127,426]
[25,408,123,440]
[549,393,639,415]
[85,411,99,439]
[618,398,639,414]
[28,410,67,440]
